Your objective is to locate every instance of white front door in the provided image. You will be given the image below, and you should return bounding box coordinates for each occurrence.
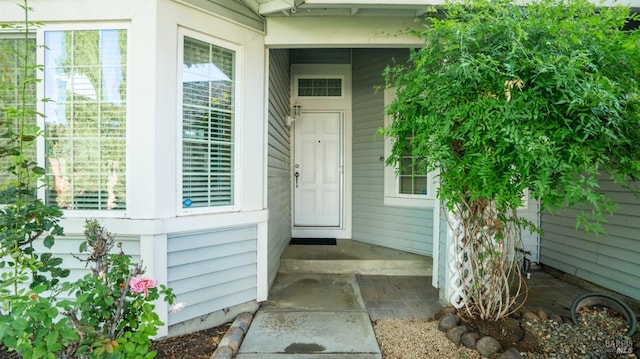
[293,111,343,227]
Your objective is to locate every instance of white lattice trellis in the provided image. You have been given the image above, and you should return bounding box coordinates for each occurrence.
[447,209,471,308]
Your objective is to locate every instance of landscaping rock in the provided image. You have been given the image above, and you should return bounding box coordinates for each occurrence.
[434,307,457,320]
[232,312,253,333]
[446,325,468,344]
[498,347,524,359]
[476,336,502,358]
[521,311,541,322]
[219,327,244,354]
[548,313,563,324]
[209,345,233,359]
[460,331,480,349]
[537,308,548,321]
[210,311,255,359]
[438,313,460,331]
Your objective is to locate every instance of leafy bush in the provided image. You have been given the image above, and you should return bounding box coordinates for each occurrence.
[0,2,180,357]
[57,220,177,358]
[383,0,640,319]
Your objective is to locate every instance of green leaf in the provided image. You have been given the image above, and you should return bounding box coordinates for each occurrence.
[45,331,58,350]
[11,318,28,331]
[3,334,17,350]
[33,346,47,359]
[48,307,58,318]
[43,235,55,249]
[60,328,78,342]
[47,257,62,266]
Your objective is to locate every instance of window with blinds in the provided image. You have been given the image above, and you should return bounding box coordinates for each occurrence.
[43,29,127,211]
[181,35,235,209]
[0,36,37,204]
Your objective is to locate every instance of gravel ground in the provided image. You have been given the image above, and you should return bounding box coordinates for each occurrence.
[373,319,482,359]
[523,307,637,359]
[374,306,638,359]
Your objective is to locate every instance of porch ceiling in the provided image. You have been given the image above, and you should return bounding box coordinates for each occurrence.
[241,0,442,17]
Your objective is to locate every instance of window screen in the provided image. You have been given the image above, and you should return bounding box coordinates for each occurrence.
[181,36,235,209]
[0,36,37,204]
[43,29,127,210]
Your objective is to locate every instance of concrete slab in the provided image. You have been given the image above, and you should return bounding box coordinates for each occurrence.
[236,311,381,358]
[521,270,591,317]
[265,273,366,311]
[356,275,442,320]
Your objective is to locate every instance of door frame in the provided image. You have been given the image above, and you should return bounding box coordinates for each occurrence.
[290,64,352,239]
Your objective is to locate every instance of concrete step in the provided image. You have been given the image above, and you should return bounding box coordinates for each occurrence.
[279,239,433,276]
[279,258,431,276]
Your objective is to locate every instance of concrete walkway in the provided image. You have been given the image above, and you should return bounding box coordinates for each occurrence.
[236,273,442,358]
[235,240,640,359]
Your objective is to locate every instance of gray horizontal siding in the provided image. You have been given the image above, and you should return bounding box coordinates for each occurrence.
[540,178,640,301]
[167,226,257,325]
[351,48,433,256]
[267,49,292,287]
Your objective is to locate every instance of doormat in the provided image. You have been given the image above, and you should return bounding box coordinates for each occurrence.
[290,238,337,245]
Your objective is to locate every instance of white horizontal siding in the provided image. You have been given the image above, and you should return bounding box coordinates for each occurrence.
[540,178,640,301]
[167,226,257,325]
[351,48,433,256]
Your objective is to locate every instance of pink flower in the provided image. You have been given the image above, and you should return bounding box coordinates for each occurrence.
[129,277,158,297]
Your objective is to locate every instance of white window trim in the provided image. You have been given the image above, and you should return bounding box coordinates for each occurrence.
[176,27,242,216]
[35,23,130,218]
[383,87,437,208]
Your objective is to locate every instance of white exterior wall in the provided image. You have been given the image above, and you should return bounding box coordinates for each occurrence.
[265,16,425,47]
[0,0,267,337]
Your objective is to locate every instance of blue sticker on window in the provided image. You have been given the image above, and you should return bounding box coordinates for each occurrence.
[183,198,192,207]
[422,189,427,195]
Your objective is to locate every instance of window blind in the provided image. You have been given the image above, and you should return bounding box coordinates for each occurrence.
[0,37,37,203]
[43,29,127,211]
[182,36,235,209]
